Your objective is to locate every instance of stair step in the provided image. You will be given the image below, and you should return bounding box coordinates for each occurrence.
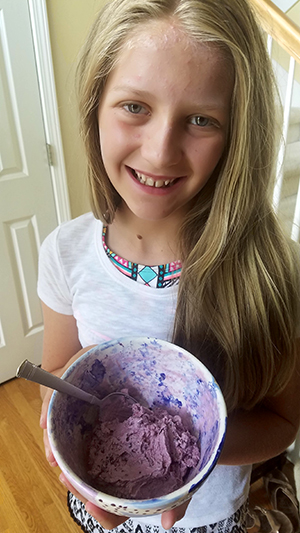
[287,108,300,144]
[274,112,300,238]
[278,195,297,236]
[280,141,300,197]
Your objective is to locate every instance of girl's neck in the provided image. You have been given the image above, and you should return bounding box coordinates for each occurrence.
[106,206,182,265]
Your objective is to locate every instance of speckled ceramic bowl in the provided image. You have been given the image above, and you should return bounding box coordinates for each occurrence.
[47,337,227,517]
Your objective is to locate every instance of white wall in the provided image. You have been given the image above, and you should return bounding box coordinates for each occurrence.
[272,0,298,12]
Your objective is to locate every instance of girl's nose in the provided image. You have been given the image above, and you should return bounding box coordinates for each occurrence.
[141,120,182,169]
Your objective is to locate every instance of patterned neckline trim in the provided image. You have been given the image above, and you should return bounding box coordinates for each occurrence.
[102,226,182,288]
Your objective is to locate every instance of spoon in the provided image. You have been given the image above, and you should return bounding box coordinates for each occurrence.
[16,359,137,411]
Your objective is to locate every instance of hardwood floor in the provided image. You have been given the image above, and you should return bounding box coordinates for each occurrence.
[0,377,80,533]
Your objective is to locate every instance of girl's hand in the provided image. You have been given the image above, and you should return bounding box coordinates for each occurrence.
[161,499,191,529]
[59,473,128,529]
[59,473,191,529]
[40,386,58,466]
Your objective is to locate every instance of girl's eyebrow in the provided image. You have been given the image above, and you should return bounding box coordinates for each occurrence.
[111,85,227,111]
[110,85,153,99]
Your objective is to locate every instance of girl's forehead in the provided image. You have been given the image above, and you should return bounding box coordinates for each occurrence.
[111,18,233,82]
[107,19,232,90]
[123,19,199,54]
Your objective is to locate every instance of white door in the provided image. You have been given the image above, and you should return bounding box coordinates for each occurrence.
[0,0,58,382]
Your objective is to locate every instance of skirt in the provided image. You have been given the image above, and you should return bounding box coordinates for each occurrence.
[67,492,248,533]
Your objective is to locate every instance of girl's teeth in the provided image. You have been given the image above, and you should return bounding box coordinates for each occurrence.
[134,170,174,188]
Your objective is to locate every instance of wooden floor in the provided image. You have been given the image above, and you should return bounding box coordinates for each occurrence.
[0,377,80,533]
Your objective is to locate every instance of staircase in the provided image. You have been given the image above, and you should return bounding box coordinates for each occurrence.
[278,106,300,237]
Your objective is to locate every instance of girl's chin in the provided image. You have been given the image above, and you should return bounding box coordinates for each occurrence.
[127,210,172,222]
[121,201,188,224]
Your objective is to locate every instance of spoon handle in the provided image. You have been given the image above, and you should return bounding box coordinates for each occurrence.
[16,359,102,407]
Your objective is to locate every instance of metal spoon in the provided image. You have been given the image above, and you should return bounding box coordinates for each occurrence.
[16,359,137,411]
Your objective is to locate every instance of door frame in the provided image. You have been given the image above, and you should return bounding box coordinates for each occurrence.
[28,0,71,225]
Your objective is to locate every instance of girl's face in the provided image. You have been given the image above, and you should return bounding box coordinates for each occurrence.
[98,20,233,224]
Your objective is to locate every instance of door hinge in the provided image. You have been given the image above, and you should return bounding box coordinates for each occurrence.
[46,143,54,166]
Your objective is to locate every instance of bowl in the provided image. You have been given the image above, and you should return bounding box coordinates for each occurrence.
[47,337,227,517]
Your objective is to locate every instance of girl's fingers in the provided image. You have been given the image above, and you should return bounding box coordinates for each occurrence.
[161,499,191,529]
[40,389,52,429]
[85,501,129,530]
[43,428,57,466]
[59,473,88,503]
[39,407,47,429]
[59,473,129,530]
[40,389,57,465]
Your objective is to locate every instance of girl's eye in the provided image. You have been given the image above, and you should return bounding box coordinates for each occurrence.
[190,115,212,127]
[124,103,146,115]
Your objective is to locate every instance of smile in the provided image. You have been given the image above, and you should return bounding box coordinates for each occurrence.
[130,168,178,188]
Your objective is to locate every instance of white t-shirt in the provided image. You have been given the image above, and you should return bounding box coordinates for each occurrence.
[37,212,251,527]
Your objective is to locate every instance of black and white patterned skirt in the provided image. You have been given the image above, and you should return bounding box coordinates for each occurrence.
[67,493,248,533]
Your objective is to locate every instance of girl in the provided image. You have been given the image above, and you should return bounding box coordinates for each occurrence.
[38,0,300,532]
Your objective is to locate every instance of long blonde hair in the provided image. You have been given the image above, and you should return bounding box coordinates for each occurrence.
[76,0,300,412]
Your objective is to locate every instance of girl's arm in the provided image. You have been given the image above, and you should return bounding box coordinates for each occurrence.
[40,302,82,398]
[219,339,300,465]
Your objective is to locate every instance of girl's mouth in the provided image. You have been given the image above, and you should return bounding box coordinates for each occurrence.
[130,167,179,188]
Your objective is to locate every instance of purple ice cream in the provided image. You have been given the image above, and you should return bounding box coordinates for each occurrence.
[87,403,200,499]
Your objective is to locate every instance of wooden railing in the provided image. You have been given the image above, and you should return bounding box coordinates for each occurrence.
[249,0,300,64]
[249,0,300,242]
